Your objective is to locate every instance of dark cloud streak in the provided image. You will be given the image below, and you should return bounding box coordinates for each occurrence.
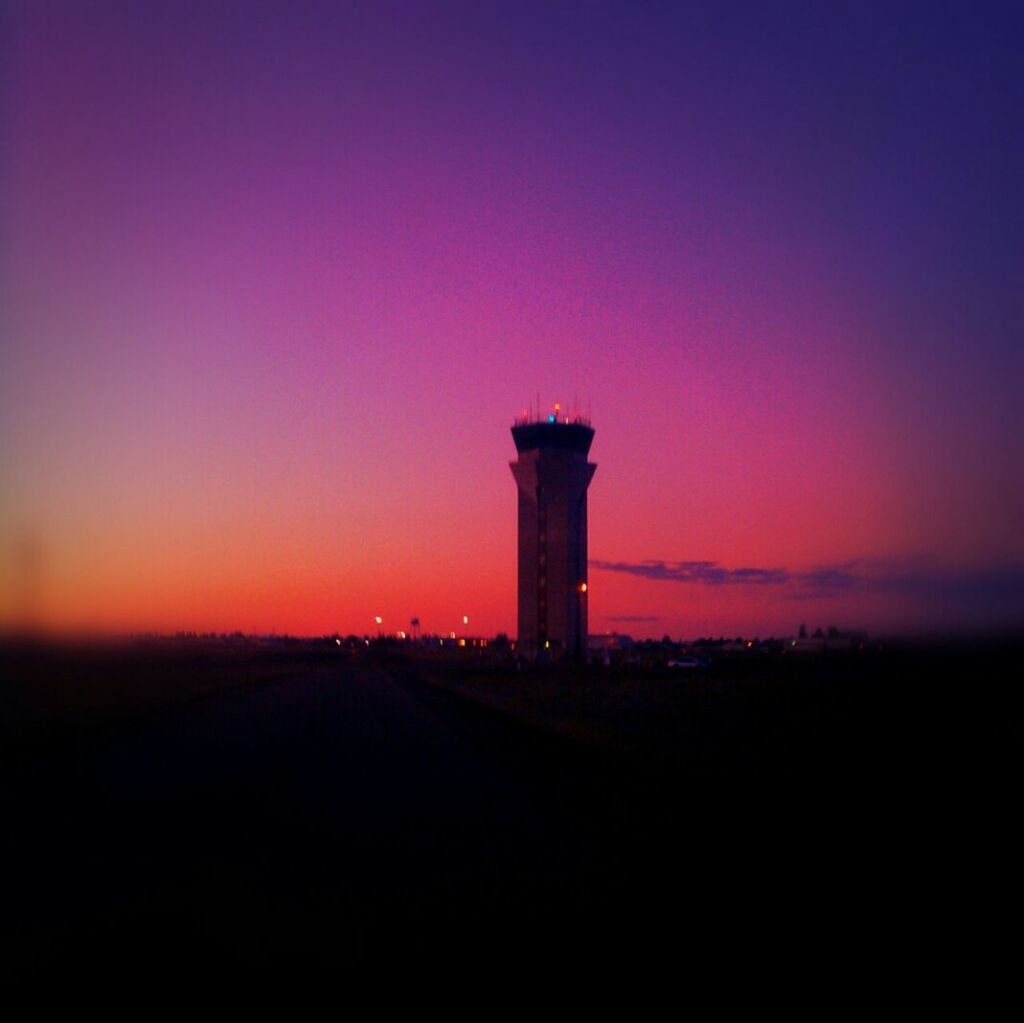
[590,558,1024,607]
[591,560,792,587]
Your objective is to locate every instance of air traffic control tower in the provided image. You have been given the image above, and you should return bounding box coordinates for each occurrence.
[511,406,596,662]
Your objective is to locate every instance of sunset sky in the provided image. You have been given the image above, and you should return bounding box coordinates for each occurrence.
[2,1,1021,638]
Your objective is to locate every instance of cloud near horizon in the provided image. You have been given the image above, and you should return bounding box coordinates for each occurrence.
[603,614,661,623]
[590,558,1024,607]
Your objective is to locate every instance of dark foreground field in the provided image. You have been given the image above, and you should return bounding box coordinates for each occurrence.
[1,639,1018,983]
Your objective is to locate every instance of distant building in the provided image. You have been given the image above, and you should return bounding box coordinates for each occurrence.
[510,407,596,661]
[588,632,633,653]
[789,627,868,653]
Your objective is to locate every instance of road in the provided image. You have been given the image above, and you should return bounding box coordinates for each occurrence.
[5,658,657,974]
[4,648,972,979]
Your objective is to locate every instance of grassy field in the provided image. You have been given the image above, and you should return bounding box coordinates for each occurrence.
[1,636,1018,982]
[3,636,1017,774]
[0,639,343,768]
[393,642,1017,776]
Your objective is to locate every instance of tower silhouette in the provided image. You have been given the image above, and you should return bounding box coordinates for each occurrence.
[510,406,596,661]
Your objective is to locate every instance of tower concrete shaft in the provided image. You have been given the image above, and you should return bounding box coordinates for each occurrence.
[510,419,596,661]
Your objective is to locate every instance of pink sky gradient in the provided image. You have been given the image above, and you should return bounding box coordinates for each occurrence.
[2,3,1021,637]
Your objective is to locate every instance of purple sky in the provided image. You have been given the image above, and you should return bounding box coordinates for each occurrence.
[2,1,1022,637]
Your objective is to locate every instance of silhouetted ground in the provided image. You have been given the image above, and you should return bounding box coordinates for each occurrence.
[1,638,1018,985]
